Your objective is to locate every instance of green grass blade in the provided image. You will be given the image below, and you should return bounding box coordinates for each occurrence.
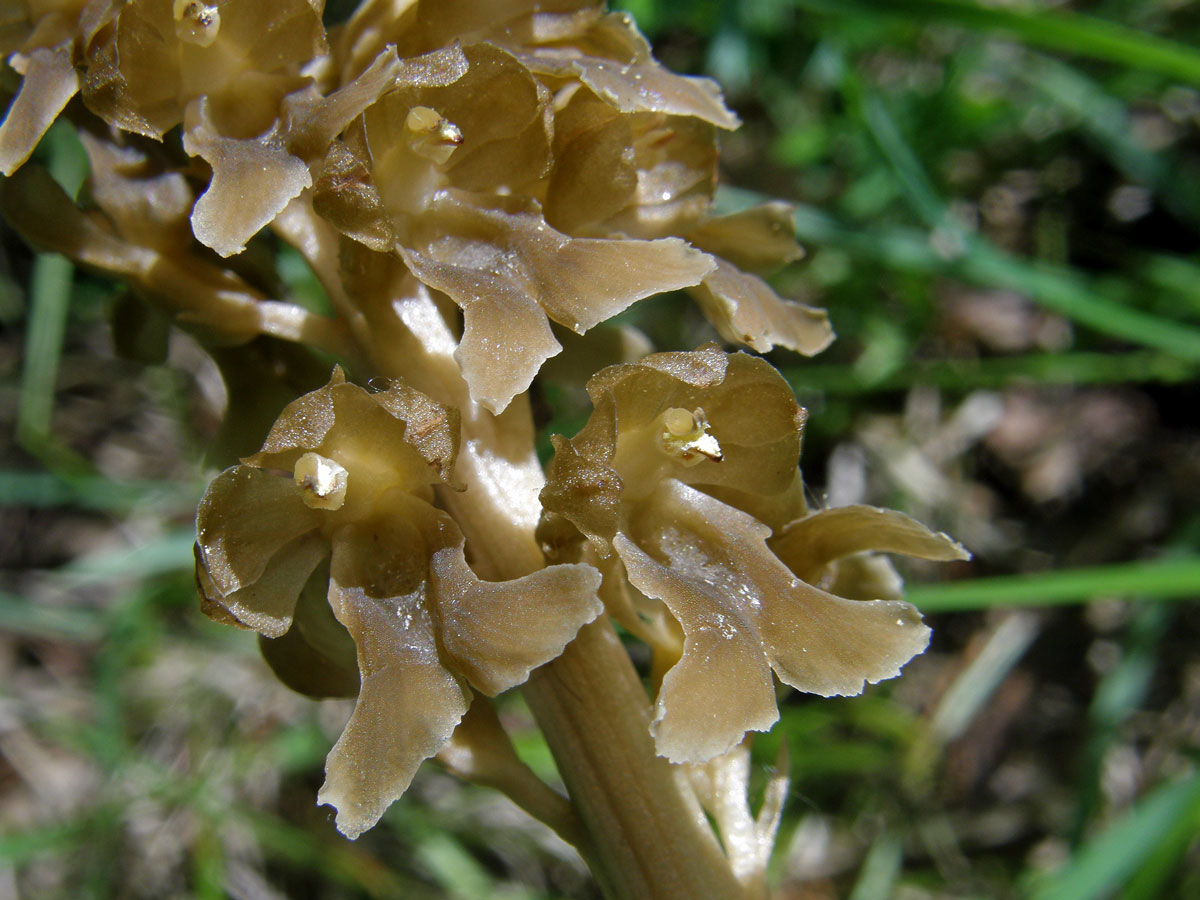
[929,612,1040,742]
[1117,783,1200,900]
[1019,55,1200,230]
[719,185,1200,363]
[0,471,194,511]
[783,351,1197,394]
[0,811,115,865]
[61,531,197,582]
[849,831,904,900]
[1027,772,1200,900]
[15,121,91,470]
[907,557,1200,612]
[416,833,499,900]
[955,243,1200,362]
[792,0,1200,85]
[841,81,1200,363]
[845,77,953,232]
[16,252,74,446]
[0,591,105,642]
[1071,606,1169,846]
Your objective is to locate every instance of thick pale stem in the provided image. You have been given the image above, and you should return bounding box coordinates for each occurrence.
[440,443,747,898]
[346,266,748,900]
[436,698,585,849]
[524,619,747,900]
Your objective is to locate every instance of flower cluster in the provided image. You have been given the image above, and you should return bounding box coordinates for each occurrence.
[2,0,832,410]
[1,0,968,860]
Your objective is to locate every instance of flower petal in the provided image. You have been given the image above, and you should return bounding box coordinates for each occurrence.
[686,352,805,497]
[437,44,552,192]
[686,203,804,274]
[258,561,360,698]
[285,45,469,161]
[633,481,931,745]
[248,372,441,498]
[410,194,715,335]
[318,521,471,840]
[522,13,739,130]
[401,191,711,412]
[0,41,79,176]
[539,433,623,552]
[197,530,327,637]
[312,137,395,251]
[247,366,344,463]
[538,232,714,333]
[583,344,728,432]
[183,99,313,258]
[432,539,603,695]
[195,465,321,598]
[78,132,195,249]
[759,578,930,699]
[580,348,804,500]
[370,378,462,486]
[601,114,717,239]
[770,505,970,584]
[826,554,905,603]
[544,90,637,233]
[614,532,778,763]
[365,43,550,196]
[412,0,605,51]
[690,259,834,356]
[399,243,563,414]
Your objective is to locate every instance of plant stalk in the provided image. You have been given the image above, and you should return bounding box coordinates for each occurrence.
[523,619,747,900]
[345,256,749,900]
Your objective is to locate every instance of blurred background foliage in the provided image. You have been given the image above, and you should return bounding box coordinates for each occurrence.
[3,0,1200,898]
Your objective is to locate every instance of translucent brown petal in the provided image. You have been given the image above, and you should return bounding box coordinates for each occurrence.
[195,465,321,599]
[198,531,328,638]
[183,100,312,258]
[691,259,834,356]
[770,505,971,585]
[521,13,739,130]
[624,480,931,762]
[259,566,360,698]
[432,540,603,695]
[402,195,713,411]
[544,89,637,233]
[615,533,778,762]
[686,202,804,274]
[318,575,471,839]
[0,41,78,175]
[399,242,564,413]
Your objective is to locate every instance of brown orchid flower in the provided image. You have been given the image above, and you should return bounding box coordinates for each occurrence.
[195,368,603,837]
[541,346,968,762]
